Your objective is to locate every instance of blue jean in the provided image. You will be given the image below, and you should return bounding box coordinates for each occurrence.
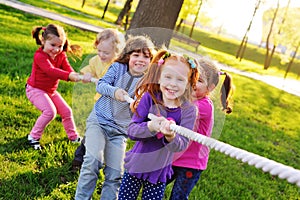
[169,166,203,200]
[75,110,127,200]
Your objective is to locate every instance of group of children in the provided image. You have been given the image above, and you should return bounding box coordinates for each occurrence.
[26,23,234,199]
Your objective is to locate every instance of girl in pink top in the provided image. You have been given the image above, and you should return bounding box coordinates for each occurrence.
[168,57,234,200]
[26,24,81,150]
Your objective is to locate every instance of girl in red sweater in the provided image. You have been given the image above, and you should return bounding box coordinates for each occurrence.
[26,24,81,150]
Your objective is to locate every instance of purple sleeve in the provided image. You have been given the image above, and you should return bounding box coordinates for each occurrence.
[127,92,156,141]
[164,103,197,152]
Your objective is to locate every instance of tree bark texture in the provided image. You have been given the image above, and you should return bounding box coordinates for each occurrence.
[128,0,184,48]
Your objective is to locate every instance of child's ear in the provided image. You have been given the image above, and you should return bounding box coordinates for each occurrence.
[208,84,216,92]
[41,38,45,45]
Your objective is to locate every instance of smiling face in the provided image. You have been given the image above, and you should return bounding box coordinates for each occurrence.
[42,34,64,59]
[192,72,209,99]
[159,60,189,107]
[97,39,116,63]
[128,51,151,76]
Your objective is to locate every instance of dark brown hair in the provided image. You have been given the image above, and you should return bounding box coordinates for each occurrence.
[31,24,81,58]
[114,35,155,64]
[198,57,234,114]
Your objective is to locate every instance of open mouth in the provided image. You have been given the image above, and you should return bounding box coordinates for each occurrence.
[166,88,177,95]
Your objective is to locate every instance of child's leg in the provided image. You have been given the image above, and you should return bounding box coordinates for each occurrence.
[51,91,78,140]
[71,137,86,171]
[142,180,166,200]
[101,127,127,199]
[169,166,202,200]
[26,85,56,139]
[75,111,105,199]
[118,172,142,200]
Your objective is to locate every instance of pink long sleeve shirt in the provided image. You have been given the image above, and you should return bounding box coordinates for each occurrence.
[172,96,214,170]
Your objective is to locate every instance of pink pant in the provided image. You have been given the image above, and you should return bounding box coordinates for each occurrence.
[26,84,78,140]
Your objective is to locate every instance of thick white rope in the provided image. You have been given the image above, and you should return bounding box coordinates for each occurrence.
[148,113,300,187]
[78,75,134,104]
[78,75,98,83]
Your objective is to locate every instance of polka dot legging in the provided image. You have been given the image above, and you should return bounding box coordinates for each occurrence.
[118,172,166,200]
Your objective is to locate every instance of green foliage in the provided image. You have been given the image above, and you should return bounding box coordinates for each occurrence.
[0,2,300,200]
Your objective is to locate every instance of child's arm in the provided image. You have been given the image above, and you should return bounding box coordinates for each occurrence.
[35,51,79,81]
[96,63,128,101]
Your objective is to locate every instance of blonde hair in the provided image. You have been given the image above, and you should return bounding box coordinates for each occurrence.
[94,28,125,55]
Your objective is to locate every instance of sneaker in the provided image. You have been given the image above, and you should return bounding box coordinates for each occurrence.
[28,135,41,150]
[71,136,82,143]
[71,159,82,172]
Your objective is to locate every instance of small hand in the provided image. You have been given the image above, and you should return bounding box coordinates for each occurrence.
[159,119,176,142]
[69,72,80,82]
[82,72,92,83]
[114,88,128,102]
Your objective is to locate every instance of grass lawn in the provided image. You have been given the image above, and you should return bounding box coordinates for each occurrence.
[0,1,300,200]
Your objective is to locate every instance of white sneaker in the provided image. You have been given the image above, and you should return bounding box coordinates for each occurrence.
[71,136,82,143]
[28,135,41,150]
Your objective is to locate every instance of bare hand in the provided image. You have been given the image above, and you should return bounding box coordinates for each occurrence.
[147,116,166,132]
[159,120,176,142]
[82,72,92,83]
[114,88,128,102]
[69,72,80,82]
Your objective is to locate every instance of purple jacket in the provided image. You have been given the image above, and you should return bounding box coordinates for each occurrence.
[124,92,197,184]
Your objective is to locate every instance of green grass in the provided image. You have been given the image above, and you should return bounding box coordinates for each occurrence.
[0,2,300,200]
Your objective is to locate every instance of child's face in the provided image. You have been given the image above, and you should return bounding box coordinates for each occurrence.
[192,73,209,99]
[159,60,189,104]
[97,39,116,63]
[42,35,64,59]
[128,51,151,76]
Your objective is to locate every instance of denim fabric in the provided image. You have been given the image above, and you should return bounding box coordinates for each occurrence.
[169,166,203,200]
[75,109,127,200]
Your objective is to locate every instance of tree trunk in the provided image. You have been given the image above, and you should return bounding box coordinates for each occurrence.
[81,0,86,8]
[264,0,279,70]
[236,0,261,60]
[266,0,291,69]
[284,42,299,79]
[189,0,202,38]
[176,18,184,32]
[128,0,184,48]
[115,0,134,25]
[102,0,111,19]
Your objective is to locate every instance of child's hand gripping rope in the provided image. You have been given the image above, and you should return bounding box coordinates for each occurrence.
[78,75,134,104]
[79,74,98,83]
[147,113,300,187]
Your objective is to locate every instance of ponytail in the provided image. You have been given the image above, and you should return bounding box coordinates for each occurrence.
[220,72,234,114]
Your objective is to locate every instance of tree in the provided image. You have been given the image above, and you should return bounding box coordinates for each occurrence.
[263,0,279,70]
[236,0,261,61]
[127,0,184,48]
[265,0,291,69]
[102,0,111,19]
[81,0,86,8]
[189,0,203,38]
[115,0,134,28]
[175,0,198,32]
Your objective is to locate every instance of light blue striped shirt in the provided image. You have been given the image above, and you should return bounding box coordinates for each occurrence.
[94,62,143,135]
